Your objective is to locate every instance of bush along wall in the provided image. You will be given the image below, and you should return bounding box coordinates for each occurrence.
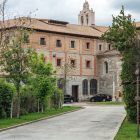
[13,85,49,116]
[0,79,15,119]
[51,89,62,110]
[13,85,38,116]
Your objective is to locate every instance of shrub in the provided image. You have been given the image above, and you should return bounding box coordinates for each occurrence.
[0,79,15,119]
[51,89,62,110]
[13,85,38,116]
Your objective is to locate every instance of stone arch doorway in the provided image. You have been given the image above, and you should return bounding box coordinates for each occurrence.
[90,79,97,95]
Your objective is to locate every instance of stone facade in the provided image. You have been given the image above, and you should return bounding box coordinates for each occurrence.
[97,52,122,99]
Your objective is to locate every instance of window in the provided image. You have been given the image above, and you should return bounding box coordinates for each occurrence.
[87,61,90,68]
[71,60,75,67]
[81,16,84,25]
[66,95,71,98]
[56,40,61,47]
[5,36,9,44]
[57,59,61,66]
[104,61,108,74]
[96,94,101,97]
[109,44,111,50]
[99,44,102,51]
[87,43,90,49]
[24,35,29,43]
[83,79,88,95]
[40,38,46,45]
[90,79,97,95]
[86,15,88,25]
[71,41,75,48]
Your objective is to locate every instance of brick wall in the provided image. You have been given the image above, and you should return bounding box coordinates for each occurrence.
[29,31,97,76]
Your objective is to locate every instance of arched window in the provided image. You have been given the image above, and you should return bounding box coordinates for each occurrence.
[104,61,108,74]
[86,15,88,25]
[83,79,88,95]
[90,79,97,95]
[81,16,84,25]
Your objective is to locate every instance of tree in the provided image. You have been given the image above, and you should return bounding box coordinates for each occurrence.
[30,52,58,113]
[100,6,140,122]
[59,53,77,108]
[0,0,10,65]
[2,17,36,119]
[0,0,38,119]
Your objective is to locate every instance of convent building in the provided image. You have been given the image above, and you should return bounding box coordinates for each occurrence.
[6,1,140,101]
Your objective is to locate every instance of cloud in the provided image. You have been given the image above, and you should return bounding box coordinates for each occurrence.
[109,0,140,22]
[110,0,140,13]
[4,0,140,26]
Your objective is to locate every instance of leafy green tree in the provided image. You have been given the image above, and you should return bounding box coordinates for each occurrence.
[30,52,58,113]
[2,17,35,119]
[100,6,140,122]
[0,0,11,65]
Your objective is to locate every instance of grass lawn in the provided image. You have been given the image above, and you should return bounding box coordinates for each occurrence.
[114,118,140,140]
[87,101,125,105]
[0,106,82,130]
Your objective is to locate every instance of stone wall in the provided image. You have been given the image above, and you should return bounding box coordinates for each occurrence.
[65,75,99,101]
[97,54,122,100]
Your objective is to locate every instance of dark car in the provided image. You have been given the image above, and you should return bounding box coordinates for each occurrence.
[64,94,75,103]
[90,94,112,102]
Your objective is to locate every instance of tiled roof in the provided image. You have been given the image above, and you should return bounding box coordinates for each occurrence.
[91,25,109,33]
[2,18,103,38]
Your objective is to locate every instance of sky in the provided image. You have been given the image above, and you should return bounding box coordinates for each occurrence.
[5,0,140,27]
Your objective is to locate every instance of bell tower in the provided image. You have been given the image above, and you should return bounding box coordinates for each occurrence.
[78,0,95,26]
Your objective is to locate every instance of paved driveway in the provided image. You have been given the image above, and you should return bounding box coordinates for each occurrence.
[0,106,126,140]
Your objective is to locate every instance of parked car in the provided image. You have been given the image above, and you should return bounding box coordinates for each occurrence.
[64,94,75,103]
[90,94,112,102]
